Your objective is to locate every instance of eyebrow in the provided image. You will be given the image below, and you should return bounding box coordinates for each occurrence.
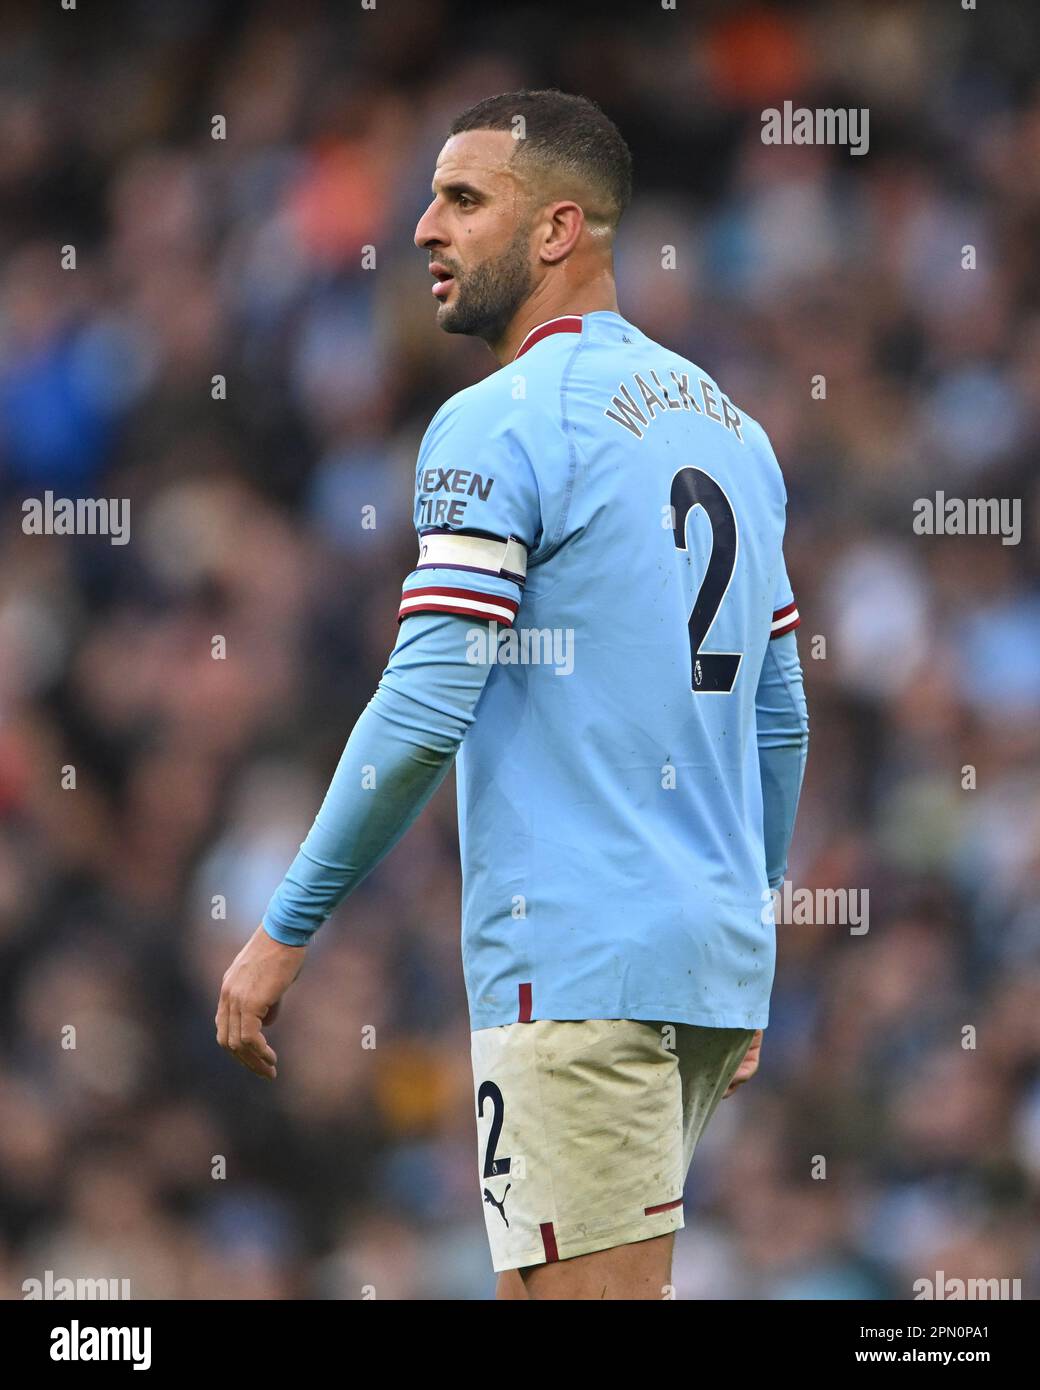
[431,178,486,199]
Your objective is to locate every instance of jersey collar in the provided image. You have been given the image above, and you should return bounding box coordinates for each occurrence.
[512,315,584,361]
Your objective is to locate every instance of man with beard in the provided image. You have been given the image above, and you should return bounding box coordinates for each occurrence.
[216,90,809,1300]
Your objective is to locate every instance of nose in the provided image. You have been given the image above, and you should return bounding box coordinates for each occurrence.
[414,199,447,252]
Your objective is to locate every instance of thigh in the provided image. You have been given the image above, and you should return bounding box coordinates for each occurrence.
[519,1230,675,1300]
[471,1018,688,1277]
[495,1269,528,1300]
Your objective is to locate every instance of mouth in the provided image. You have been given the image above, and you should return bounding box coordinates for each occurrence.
[429,263,457,300]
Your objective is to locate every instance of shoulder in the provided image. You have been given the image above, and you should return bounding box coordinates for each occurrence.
[422,358,569,454]
[741,410,786,493]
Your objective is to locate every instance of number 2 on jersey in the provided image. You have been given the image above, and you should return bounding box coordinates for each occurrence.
[670,466,743,693]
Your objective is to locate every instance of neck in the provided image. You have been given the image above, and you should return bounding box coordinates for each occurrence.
[489,268,619,365]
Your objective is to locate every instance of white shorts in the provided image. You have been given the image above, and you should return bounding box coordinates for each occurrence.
[471,1018,755,1273]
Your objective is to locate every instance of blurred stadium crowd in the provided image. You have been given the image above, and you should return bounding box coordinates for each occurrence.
[0,0,1038,1299]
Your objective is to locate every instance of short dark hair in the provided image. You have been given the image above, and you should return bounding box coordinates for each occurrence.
[448,89,633,231]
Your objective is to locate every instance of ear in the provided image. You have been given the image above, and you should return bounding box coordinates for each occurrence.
[540,201,584,264]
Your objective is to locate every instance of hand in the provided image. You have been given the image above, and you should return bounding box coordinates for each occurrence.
[722,1028,763,1098]
[215,923,306,1080]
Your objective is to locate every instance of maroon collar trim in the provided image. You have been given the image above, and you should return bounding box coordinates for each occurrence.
[513,315,584,361]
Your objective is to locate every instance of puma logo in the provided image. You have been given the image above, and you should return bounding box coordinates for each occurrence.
[483,1184,511,1226]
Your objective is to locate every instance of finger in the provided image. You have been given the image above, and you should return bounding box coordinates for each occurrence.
[723,1059,754,1099]
[230,1048,275,1080]
[233,1049,276,1080]
[234,1025,277,1080]
[240,1020,277,1070]
[227,993,242,1054]
[215,989,230,1049]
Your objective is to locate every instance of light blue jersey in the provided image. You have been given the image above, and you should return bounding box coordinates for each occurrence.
[395,310,803,1030]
